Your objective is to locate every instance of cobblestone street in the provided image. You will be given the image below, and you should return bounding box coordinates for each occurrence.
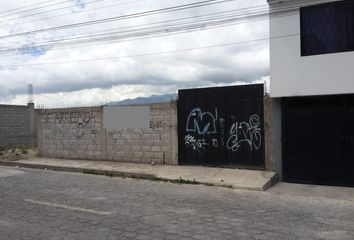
[0,166,353,240]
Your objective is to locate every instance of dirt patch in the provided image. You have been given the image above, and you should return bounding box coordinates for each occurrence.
[0,145,37,161]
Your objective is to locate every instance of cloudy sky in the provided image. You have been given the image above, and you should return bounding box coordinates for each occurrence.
[0,0,269,108]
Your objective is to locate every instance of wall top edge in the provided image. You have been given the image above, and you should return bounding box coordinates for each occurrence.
[268,0,339,6]
[0,104,30,108]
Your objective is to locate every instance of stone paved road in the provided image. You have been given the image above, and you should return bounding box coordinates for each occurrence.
[0,166,353,240]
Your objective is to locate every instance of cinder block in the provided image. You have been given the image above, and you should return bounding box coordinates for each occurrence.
[141,146,151,152]
[113,133,121,139]
[131,134,141,140]
[151,146,161,152]
[86,151,93,156]
[115,140,124,145]
[107,139,115,145]
[143,140,154,146]
[93,151,101,157]
[161,146,170,152]
[142,157,152,163]
[132,145,141,152]
[122,134,131,140]
[161,133,170,140]
[134,152,144,158]
[131,157,142,162]
[151,134,160,140]
[115,151,124,157]
[107,151,115,159]
[153,152,163,158]
[160,109,171,116]
[153,140,163,146]
[150,108,160,115]
[88,145,97,151]
[143,152,153,158]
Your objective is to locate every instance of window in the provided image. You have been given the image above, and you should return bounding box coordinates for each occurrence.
[300,0,354,56]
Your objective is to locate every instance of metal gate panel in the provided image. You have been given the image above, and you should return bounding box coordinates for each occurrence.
[178,84,265,168]
[282,95,354,187]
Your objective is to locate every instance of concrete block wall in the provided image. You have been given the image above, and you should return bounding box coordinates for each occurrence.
[38,107,102,160]
[0,103,36,146]
[105,102,178,165]
[37,99,274,170]
[38,102,178,165]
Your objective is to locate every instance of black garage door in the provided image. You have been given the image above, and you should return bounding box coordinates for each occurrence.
[282,94,354,187]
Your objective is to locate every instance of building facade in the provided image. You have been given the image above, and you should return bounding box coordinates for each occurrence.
[268,0,354,186]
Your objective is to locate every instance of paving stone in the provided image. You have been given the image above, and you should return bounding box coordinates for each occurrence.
[0,166,353,240]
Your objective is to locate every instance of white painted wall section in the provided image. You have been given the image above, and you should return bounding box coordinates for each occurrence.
[269,5,354,97]
[103,106,150,129]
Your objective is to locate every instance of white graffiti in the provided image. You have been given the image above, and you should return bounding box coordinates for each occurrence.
[226,114,262,152]
[185,135,208,154]
[186,108,218,135]
[212,138,219,148]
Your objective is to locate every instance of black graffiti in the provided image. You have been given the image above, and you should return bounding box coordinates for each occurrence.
[45,112,98,139]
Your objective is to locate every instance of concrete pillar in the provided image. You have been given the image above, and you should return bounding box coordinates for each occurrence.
[27,102,36,146]
[264,96,283,179]
[100,106,107,161]
[37,109,43,155]
[170,101,178,165]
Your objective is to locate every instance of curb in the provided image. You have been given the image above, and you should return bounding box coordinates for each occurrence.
[0,161,156,180]
[0,160,277,191]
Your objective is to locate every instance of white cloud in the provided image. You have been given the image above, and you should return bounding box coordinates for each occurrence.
[0,0,269,107]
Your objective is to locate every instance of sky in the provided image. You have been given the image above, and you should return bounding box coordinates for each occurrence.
[0,0,269,108]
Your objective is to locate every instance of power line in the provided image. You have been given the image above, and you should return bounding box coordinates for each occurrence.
[0,14,279,56]
[0,0,75,19]
[0,0,105,22]
[0,0,325,44]
[0,2,280,55]
[1,0,325,29]
[0,3,269,50]
[0,0,60,15]
[0,0,317,56]
[0,14,278,56]
[0,0,326,57]
[2,0,144,27]
[0,33,297,68]
[0,0,237,39]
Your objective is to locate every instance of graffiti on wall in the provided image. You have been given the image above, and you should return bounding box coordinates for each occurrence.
[178,84,264,166]
[184,108,262,155]
[44,112,98,138]
[186,108,218,135]
[226,114,262,152]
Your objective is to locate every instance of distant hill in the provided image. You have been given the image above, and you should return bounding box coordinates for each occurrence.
[106,94,177,106]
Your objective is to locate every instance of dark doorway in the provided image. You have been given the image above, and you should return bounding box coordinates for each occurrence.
[178,84,265,168]
[282,94,354,187]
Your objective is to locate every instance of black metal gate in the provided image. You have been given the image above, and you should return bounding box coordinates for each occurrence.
[282,94,354,187]
[178,84,265,168]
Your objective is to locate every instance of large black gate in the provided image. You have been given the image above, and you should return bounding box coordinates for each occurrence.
[282,94,354,187]
[178,84,265,168]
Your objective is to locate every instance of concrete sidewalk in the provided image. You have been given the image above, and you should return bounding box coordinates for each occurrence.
[0,158,277,191]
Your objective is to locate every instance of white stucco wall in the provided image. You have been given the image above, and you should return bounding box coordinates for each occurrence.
[269,0,354,97]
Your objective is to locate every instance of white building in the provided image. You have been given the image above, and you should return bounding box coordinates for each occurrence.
[267,0,354,186]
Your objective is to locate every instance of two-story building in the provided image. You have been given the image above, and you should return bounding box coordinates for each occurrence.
[268,0,354,186]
